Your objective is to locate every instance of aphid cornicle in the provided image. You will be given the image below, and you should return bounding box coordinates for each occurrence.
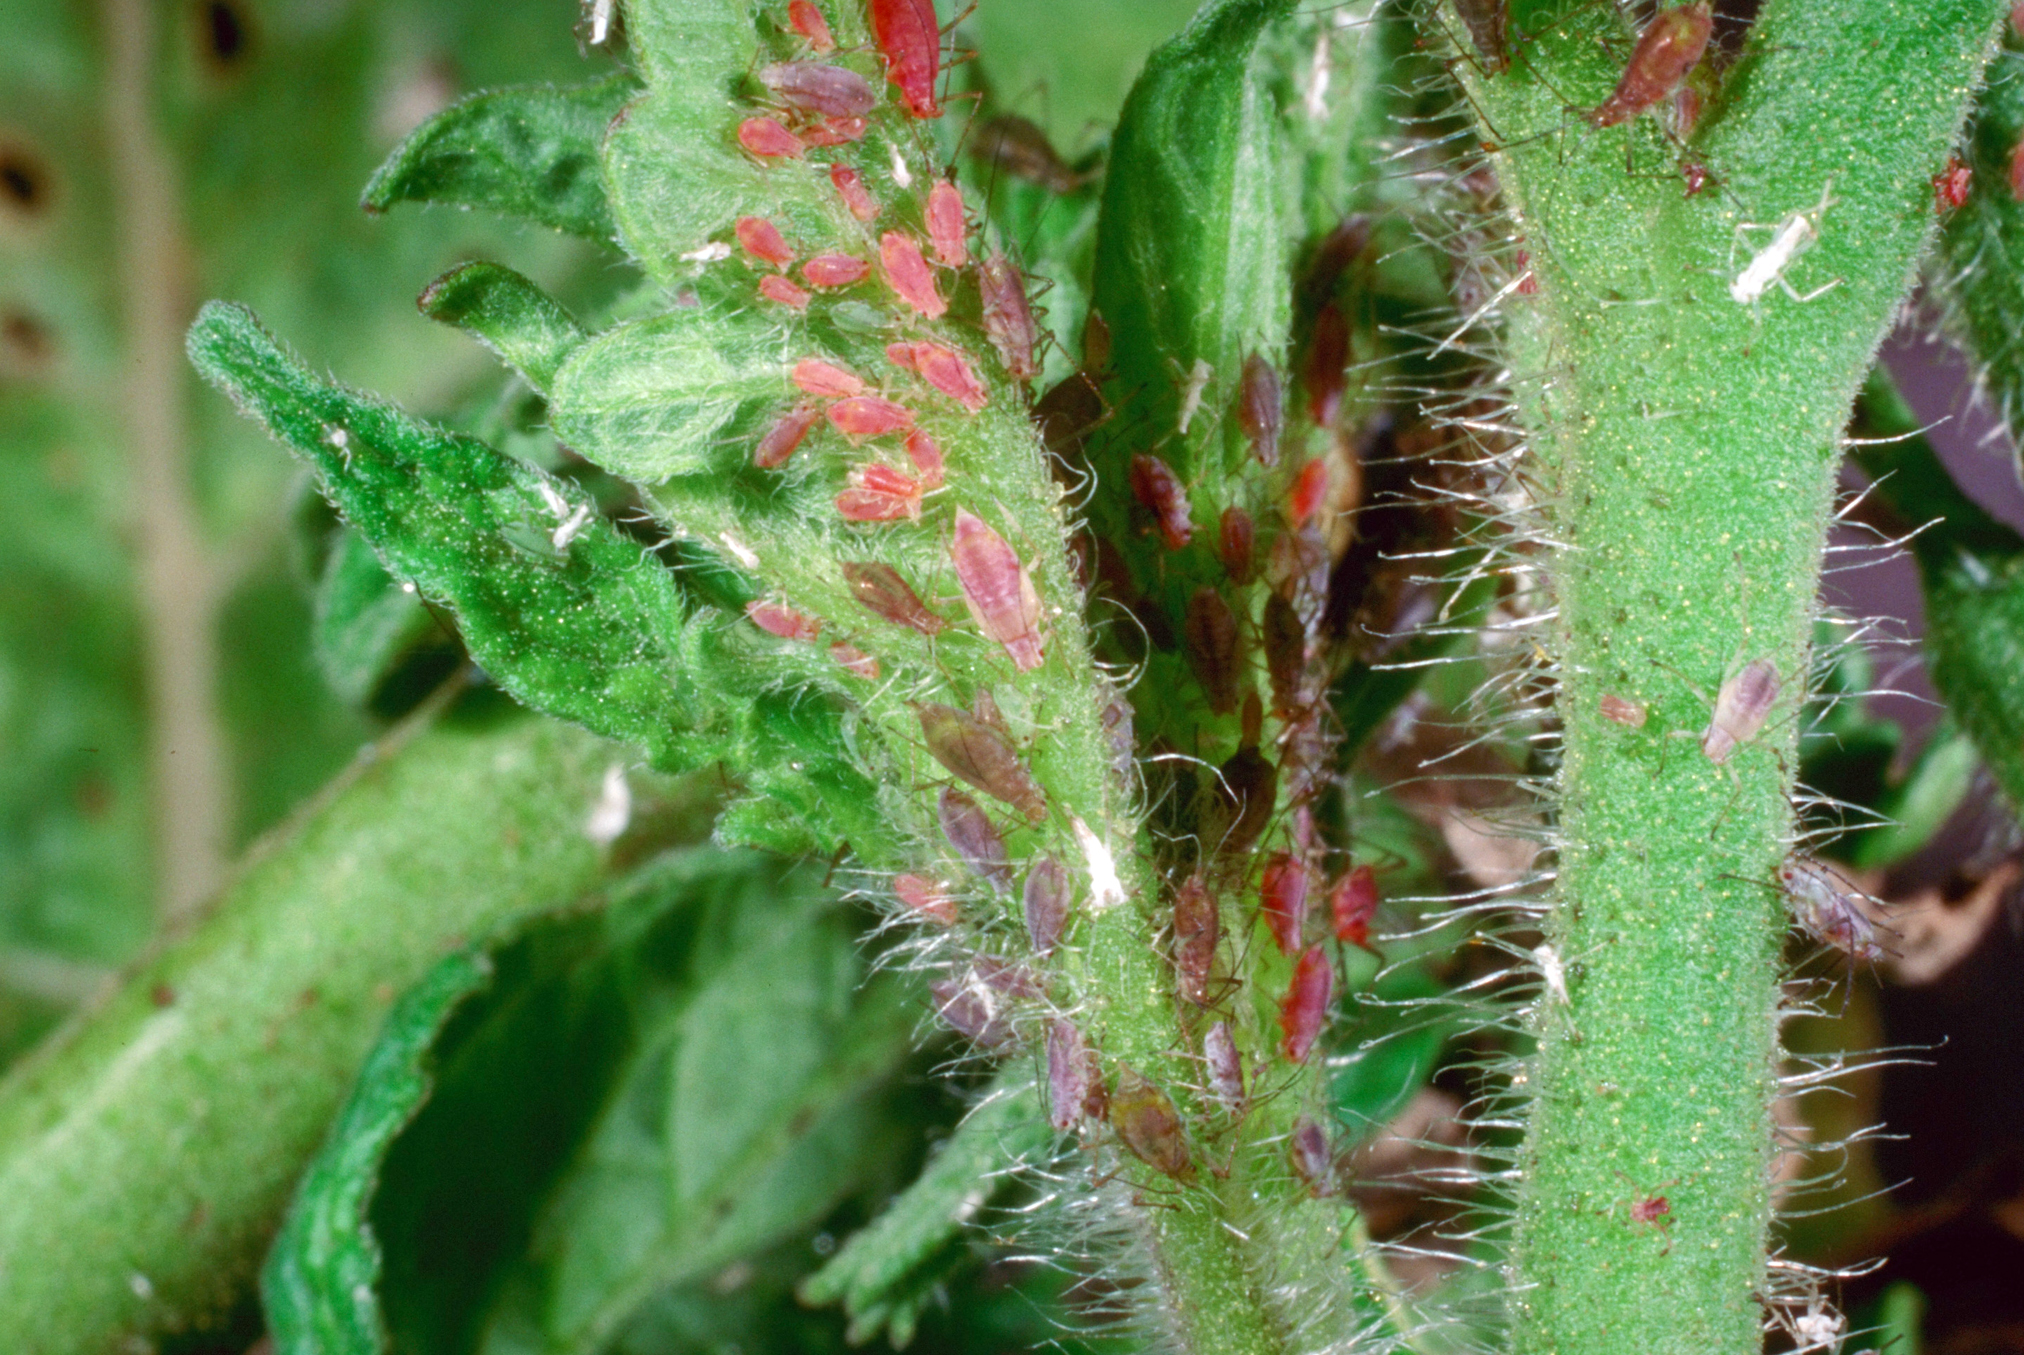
[915,700,1048,822]
[1588,3,1713,129]
[1700,658,1779,764]
[1182,587,1242,716]
[1172,872,1219,1006]
[841,561,945,634]
[939,786,1011,889]
[951,510,1047,671]
[1109,1065,1193,1180]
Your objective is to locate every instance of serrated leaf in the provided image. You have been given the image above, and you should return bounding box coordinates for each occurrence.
[362,75,643,242]
[420,262,589,395]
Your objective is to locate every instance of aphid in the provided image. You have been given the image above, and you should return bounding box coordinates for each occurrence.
[903,428,945,488]
[879,231,947,318]
[827,395,915,440]
[1129,454,1194,549]
[1453,0,1508,73]
[1278,945,1333,1063]
[1237,354,1282,467]
[1023,857,1073,954]
[972,115,1081,193]
[1682,157,1709,197]
[735,215,795,267]
[1934,155,1972,213]
[800,115,867,146]
[787,0,835,51]
[1203,1021,1245,1111]
[1700,658,1778,764]
[939,786,1012,889]
[1262,592,1306,715]
[870,0,943,119]
[1182,586,1242,716]
[1304,303,1349,426]
[931,973,1011,1047]
[1259,852,1309,955]
[745,600,821,641]
[1172,872,1219,1006]
[736,115,804,159]
[1290,1118,1337,1196]
[1047,1020,1104,1130]
[753,401,822,469]
[894,872,957,925]
[915,700,1048,822]
[951,509,1047,671]
[926,180,969,266]
[978,253,1040,382]
[1730,182,1837,306]
[1176,359,1215,435]
[1289,458,1330,529]
[835,463,923,521]
[2010,137,2024,202]
[758,61,877,120]
[1329,864,1379,948]
[1588,3,1713,129]
[1778,855,1886,963]
[1630,1191,1672,1227]
[841,561,945,633]
[791,357,865,398]
[1599,693,1648,728]
[829,163,878,221]
[830,642,879,678]
[802,253,871,288]
[1219,506,1256,585]
[1210,696,1278,859]
[1299,215,1371,314]
[1108,1065,1192,1180]
[758,274,811,308]
[1099,689,1135,783]
[1514,250,1539,296]
[1270,521,1330,612]
[905,341,989,412]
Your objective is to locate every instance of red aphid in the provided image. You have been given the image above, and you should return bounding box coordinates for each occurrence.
[802,253,871,288]
[913,342,989,412]
[791,358,865,398]
[758,275,811,308]
[835,463,923,521]
[951,509,1046,671]
[841,562,945,634]
[1278,945,1333,1063]
[1289,458,1329,528]
[880,231,947,318]
[978,253,1040,382]
[1129,454,1193,549]
[1589,3,1713,128]
[1631,1193,1672,1227]
[802,115,867,146]
[1259,852,1309,955]
[904,427,946,488]
[736,216,795,267]
[1935,156,1972,213]
[894,872,957,925]
[788,0,835,51]
[758,61,878,119]
[746,600,821,642]
[736,116,803,160]
[1329,864,1378,947]
[1305,302,1349,426]
[753,401,822,469]
[870,0,943,119]
[1219,506,1255,585]
[828,395,915,440]
[830,642,879,678]
[926,180,969,266]
[830,163,878,221]
[1238,354,1282,466]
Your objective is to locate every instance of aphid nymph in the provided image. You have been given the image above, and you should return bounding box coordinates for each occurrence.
[1730,182,1838,306]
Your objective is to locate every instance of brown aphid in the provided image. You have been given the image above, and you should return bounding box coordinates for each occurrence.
[1172,872,1220,1006]
[841,561,945,635]
[1100,688,1136,782]
[1129,454,1194,550]
[1182,587,1243,716]
[970,114,1083,194]
[1589,3,1713,129]
[1046,1020,1104,1130]
[939,787,1012,890]
[915,701,1048,822]
[930,974,1012,1047]
[1023,856,1074,954]
[1300,215,1371,314]
[1599,694,1648,728]
[1238,354,1282,467]
[1262,592,1308,716]
[1219,506,1256,585]
[1083,310,1112,372]
[1304,303,1350,427]
[1209,695,1279,858]
[1035,372,1106,466]
[1453,0,1508,73]
[1109,1065,1193,1180]
[1700,659,1778,764]
[1779,855,1887,964]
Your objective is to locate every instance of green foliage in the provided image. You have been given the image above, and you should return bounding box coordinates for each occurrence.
[419,262,589,394]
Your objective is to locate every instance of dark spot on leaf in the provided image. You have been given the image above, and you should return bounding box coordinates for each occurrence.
[2,311,54,373]
[0,145,48,215]
[150,983,177,1008]
[202,0,249,65]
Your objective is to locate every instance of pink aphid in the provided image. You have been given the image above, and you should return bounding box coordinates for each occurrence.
[1259,852,1309,956]
[830,642,879,678]
[788,0,835,51]
[1238,354,1282,467]
[791,358,865,398]
[802,253,871,288]
[828,395,915,440]
[830,163,879,221]
[1129,454,1193,550]
[736,116,804,160]
[746,600,821,642]
[913,342,989,412]
[835,463,923,521]
[802,115,867,146]
[1278,945,1333,1063]
[1290,1118,1336,1196]
[1023,857,1072,954]
[735,216,795,267]
[951,509,1045,671]
[758,275,811,308]
[880,231,947,318]
[753,401,822,469]
[870,0,943,119]
[904,428,946,488]
[926,180,969,266]
[1203,1021,1245,1111]
[842,561,945,634]
[1701,659,1779,764]
[940,786,1011,889]
[1779,855,1886,964]
[978,253,1039,382]
[1934,156,1972,213]
[1289,458,1329,528]
[1329,864,1378,947]
[895,872,957,925]
[1046,1020,1102,1130]
[758,61,877,120]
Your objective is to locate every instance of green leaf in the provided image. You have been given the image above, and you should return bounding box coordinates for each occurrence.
[1847,725,1978,870]
[312,527,457,710]
[361,75,643,242]
[419,262,588,395]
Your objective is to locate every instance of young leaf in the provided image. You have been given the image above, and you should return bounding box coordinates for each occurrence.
[417,262,587,396]
[311,527,455,710]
